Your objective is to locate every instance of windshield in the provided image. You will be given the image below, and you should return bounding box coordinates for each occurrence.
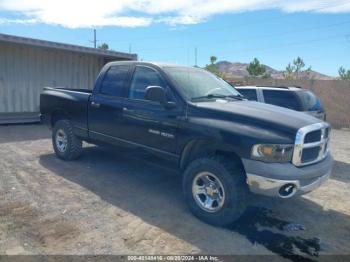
[163,66,241,101]
[296,90,323,111]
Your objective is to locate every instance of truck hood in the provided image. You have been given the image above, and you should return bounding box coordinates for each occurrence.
[192,99,322,134]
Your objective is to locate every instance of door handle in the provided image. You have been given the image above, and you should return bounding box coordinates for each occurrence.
[123,107,134,113]
[91,101,100,108]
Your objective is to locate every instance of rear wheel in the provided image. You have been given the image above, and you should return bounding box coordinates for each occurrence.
[52,120,82,160]
[183,156,248,226]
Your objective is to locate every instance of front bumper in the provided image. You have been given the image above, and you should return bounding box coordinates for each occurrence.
[242,154,334,198]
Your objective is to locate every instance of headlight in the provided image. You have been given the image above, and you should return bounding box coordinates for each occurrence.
[251,144,294,163]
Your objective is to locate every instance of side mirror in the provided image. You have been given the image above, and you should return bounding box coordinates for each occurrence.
[145,86,176,109]
[145,86,166,104]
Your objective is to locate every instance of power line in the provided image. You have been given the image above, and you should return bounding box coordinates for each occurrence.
[219,33,347,54]
[101,1,350,44]
[100,2,350,55]
[133,19,350,53]
[136,33,348,55]
[134,23,350,53]
[139,38,347,74]
[133,39,349,67]
[237,20,350,42]
[94,2,350,63]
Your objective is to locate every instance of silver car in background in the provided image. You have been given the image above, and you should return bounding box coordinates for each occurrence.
[236,86,326,120]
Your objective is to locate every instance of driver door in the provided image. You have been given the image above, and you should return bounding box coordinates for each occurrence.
[120,65,180,155]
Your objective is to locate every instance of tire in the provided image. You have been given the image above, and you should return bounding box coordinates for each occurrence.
[183,156,248,226]
[52,120,83,160]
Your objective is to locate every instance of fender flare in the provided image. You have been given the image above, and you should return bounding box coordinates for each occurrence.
[179,138,242,170]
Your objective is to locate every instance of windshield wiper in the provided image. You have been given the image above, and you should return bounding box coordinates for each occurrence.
[226,94,246,100]
[191,94,245,101]
[191,94,227,101]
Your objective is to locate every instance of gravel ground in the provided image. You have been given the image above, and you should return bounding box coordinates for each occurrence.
[0,124,349,259]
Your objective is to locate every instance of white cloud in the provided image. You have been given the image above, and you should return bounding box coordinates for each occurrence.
[0,0,349,28]
[0,18,37,25]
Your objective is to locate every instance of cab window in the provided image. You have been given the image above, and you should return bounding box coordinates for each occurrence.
[100,65,130,97]
[129,66,167,100]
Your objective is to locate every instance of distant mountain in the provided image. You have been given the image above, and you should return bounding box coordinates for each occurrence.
[215,60,334,80]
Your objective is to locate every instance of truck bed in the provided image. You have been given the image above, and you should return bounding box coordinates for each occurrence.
[40,87,92,139]
[43,87,93,94]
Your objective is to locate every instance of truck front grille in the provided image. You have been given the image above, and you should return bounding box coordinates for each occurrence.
[304,130,321,143]
[292,122,330,166]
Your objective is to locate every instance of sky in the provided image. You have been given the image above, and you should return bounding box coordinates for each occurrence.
[0,0,350,76]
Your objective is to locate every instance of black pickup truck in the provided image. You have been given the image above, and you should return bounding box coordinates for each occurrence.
[40,61,333,226]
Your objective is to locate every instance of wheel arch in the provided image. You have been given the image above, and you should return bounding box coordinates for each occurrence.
[179,139,245,173]
[50,109,70,127]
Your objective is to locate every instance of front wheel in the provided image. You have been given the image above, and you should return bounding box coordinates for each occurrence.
[52,120,82,160]
[183,156,248,226]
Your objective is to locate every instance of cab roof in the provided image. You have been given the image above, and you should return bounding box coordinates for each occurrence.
[236,85,303,91]
[106,60,198,69]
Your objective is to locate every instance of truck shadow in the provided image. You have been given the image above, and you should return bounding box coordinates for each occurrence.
[39,145,350,259]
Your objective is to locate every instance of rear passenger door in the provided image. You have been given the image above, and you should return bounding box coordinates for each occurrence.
[88,65,131,141]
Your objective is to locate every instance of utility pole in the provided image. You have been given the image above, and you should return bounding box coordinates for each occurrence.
[129,43,132,54]
[187,48,190,66]
[93,29,97,48]
[194,47,198,67]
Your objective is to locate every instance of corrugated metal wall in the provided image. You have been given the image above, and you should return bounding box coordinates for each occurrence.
[0,42,106,120]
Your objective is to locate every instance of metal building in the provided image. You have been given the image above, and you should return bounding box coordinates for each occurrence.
[0,33,137,124]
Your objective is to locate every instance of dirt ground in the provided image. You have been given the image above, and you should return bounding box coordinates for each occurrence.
[0,124,349,259]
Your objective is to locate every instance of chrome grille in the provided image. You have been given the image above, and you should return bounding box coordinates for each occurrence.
[292,122,330,166]
[304,130,321,143]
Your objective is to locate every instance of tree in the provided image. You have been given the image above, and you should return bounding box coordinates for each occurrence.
[205,56,225,78]
[283,63,295,80]
[262,73,271,79]
[98,43,109,50]
[293,57,305,79]
[210,56,217,65]
[305,66,314,80]
[339,66,350,80]
[283,57,312,80]
[246,58,266,77]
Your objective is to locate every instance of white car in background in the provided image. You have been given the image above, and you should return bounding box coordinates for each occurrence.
[235,86,326,120]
